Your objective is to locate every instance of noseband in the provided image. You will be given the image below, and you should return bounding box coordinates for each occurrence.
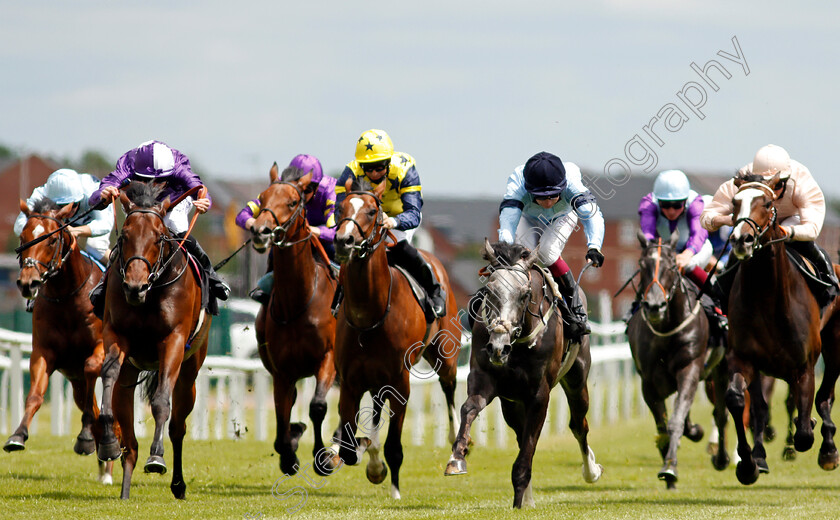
[479,265,553,348]
[337,191,388,260]
[19,214,73,282]
[258,181,312,248]
[639,239,681,304]
[116,209,186,288]
[732,182,784,256]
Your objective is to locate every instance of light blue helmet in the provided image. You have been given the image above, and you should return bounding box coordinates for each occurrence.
[44,169,85,205]
[653,170,690,201]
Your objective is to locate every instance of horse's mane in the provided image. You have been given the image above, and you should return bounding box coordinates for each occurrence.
[281,166,306,182]
[31,198,59,214]
[351,177,376,193]
[125,181,165,208]
[484,241,532,266]
[736,172,766,184]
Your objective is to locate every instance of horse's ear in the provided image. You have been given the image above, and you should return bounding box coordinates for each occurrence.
[481,238,498,264]
[524,244,540,269]
[636,229,649,248]
[766,171,782,191]
[344,178,353,193]
[119,190,132,212]
[270,162,279,183]
[161,196,171,214]
[669,229,680,249]
[733,177,745,188]
[20,199,30,216]
[297,171,313,192]
[373,179,387,199]
[56,202,76,220]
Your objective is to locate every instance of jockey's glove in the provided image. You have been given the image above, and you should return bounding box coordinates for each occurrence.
[586,248,605,267]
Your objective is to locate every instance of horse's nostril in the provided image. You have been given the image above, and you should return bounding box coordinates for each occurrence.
[502,345,512,356]
[744,235,755,244]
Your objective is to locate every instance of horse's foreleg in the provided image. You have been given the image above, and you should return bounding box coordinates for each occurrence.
[559,358,602,486]
[761,376,777,441]
[113,363,139,500]
[725,360,758,485]
[333,384,365,468]
[382,385,409,500]
[640,381,669,460]
[792,368,816,453]
[96,342,125,463]
[169,353,200,500]
[511,389,549,509]
[311,352,336,477]
[4,350,52,452]
[783,386,797,460]
[272,375,302,475]
[710,362,730,471]
[445,372,494,476]
[147,338,188,475]
[438,375,459,446]
[72,353,102,457]
[658,362,702,488]
[747,377,770,474]
[816,330,840,470]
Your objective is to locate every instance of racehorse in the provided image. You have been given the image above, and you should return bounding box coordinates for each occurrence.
[95,181,211,499]
[726,172,839,484]
[250,163,337,476]
[445,240,603,508]
[627,231,729,489]
[327,177,460,499]
[6,199,114,483]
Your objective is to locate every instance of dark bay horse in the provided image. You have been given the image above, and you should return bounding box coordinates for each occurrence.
[627,231,729,489]
[6,199,114,483]
[446,240,602,508]
[95,182,211,499]
[327,178,460,499]
[726,173,839,484]
[250,163,337,476]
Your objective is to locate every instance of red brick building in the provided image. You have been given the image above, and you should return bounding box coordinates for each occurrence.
[0,155,59,251]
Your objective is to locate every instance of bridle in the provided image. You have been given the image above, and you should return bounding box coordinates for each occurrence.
[258,181,312,248]
[115,209,188,289]
[18,214,73,283]
[637,239,702,337]
[732,182,785,256]
[336,191,390,260]
[479,264,553,348]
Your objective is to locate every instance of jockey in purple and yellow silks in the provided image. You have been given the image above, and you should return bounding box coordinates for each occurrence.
[237,154,337,304]
[88,140,230,316]
[333,128,446,318]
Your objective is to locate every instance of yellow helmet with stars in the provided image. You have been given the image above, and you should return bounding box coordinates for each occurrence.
[355,129,394,163]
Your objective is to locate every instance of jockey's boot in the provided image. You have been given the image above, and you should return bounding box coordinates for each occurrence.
[330,285,344,318]
[555,271,590,343]
[249,271,273,306]
[89,275,108,319]
[25,299,35,313]
[391,240,446,319]
[791,240,840,308]
[179,233,231,305]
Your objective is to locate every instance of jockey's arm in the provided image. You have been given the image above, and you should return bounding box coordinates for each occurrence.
[700,180,737,231]
[683,195,709,254]
[786,173,825,241]
[570,191,605,251]
[498,169,527,244]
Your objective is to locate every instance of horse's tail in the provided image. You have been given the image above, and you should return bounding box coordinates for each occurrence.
[140,370,159,404]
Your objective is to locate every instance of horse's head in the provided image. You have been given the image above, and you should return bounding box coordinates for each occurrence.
[636,230,680,325]
[334,177,387,263]
[251,163,313,253]
[16,199,77,300]
[479,239,540,366]
[116,181,172,306]
[730,172,781,261]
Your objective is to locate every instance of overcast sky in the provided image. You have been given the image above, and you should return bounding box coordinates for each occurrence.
[2,1,839,199]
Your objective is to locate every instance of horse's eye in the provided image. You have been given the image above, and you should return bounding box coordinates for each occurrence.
[765,201,772,209]
[289,199,298,208]
[367,209,377,217]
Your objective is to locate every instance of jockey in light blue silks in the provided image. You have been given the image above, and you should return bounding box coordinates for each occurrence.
[15,168,115,311]
[498,151,606,343]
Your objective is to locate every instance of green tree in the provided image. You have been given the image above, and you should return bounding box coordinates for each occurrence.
[0,143,16,161]
[75,149,113,177]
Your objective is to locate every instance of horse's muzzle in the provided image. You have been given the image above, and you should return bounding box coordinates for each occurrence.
[335,235,356,263]
[16,277,41,300]
[485,335,512,366]
[251,228,271,253]
[730,233,755,260]
[122,281,149,306]
[641,299,667,323]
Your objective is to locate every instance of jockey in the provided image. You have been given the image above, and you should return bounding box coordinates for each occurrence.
[634,169,728,337]
[14,168,115,312]
[88,140,230,315]
[498,151,605,343]
[237,154,337,305]
[334,128,446,318]
[701,144,840,310]
[702,194,732,270]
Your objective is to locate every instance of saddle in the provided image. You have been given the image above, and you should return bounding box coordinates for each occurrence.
[392,265,437,324]
[785,247,837,311]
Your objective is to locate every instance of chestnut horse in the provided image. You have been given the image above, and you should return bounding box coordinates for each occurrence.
[446,240,602,508]
[627,231,729,489]
[95,182,211,499]
[6,199,114,483]
[328,178,459,499]
[726,173,839,484]
[250,163,337,476]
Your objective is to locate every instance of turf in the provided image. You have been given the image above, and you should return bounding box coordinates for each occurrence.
[1,392,839,519]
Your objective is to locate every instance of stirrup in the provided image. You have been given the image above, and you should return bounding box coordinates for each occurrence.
[249,288,270,306]
[25,299,35,313]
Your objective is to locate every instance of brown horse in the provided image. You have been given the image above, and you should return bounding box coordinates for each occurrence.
[726,173,839,484]
[250,163,337,476]
[95,181,211,499]
[445,240,602,508]
[327,178,460,499]
[627,231,729,489]
[6,199,114,483]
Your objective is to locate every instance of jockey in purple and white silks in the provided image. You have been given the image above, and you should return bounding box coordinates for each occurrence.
[236,154,337,304]
[497,151,606,342]
[88,140,230,315]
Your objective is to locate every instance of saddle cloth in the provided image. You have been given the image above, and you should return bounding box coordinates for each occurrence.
[391,265,437,324]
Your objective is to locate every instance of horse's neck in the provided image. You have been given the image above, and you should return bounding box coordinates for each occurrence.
[739,241,791,302]
[663,280,693,328]
[270,238,317,311]
[344,243,391,321]
[45,242,89,297]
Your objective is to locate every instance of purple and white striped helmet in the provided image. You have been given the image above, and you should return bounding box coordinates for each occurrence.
[133,140,176,178]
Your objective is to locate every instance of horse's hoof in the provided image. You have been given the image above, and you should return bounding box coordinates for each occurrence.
[3,437,26,453]
[735,460,759,485]
[756,458,770,474]
[144,455,167,474]
[313,456,333,477]
[366,461,388,485]
[444,458,467,476]
[711,451,730,471]
[685,424,704,443]
[794,430,815,452]
[666,480,677,490]
[171,480,186,500]
[97,439,122,462]
[706,442,719,456]
[782,445,797,461]
[74,435,96,456]
[818,448,839,471]
[764,425,777,442]
[280,453,301,476]
[657,467,677,485]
